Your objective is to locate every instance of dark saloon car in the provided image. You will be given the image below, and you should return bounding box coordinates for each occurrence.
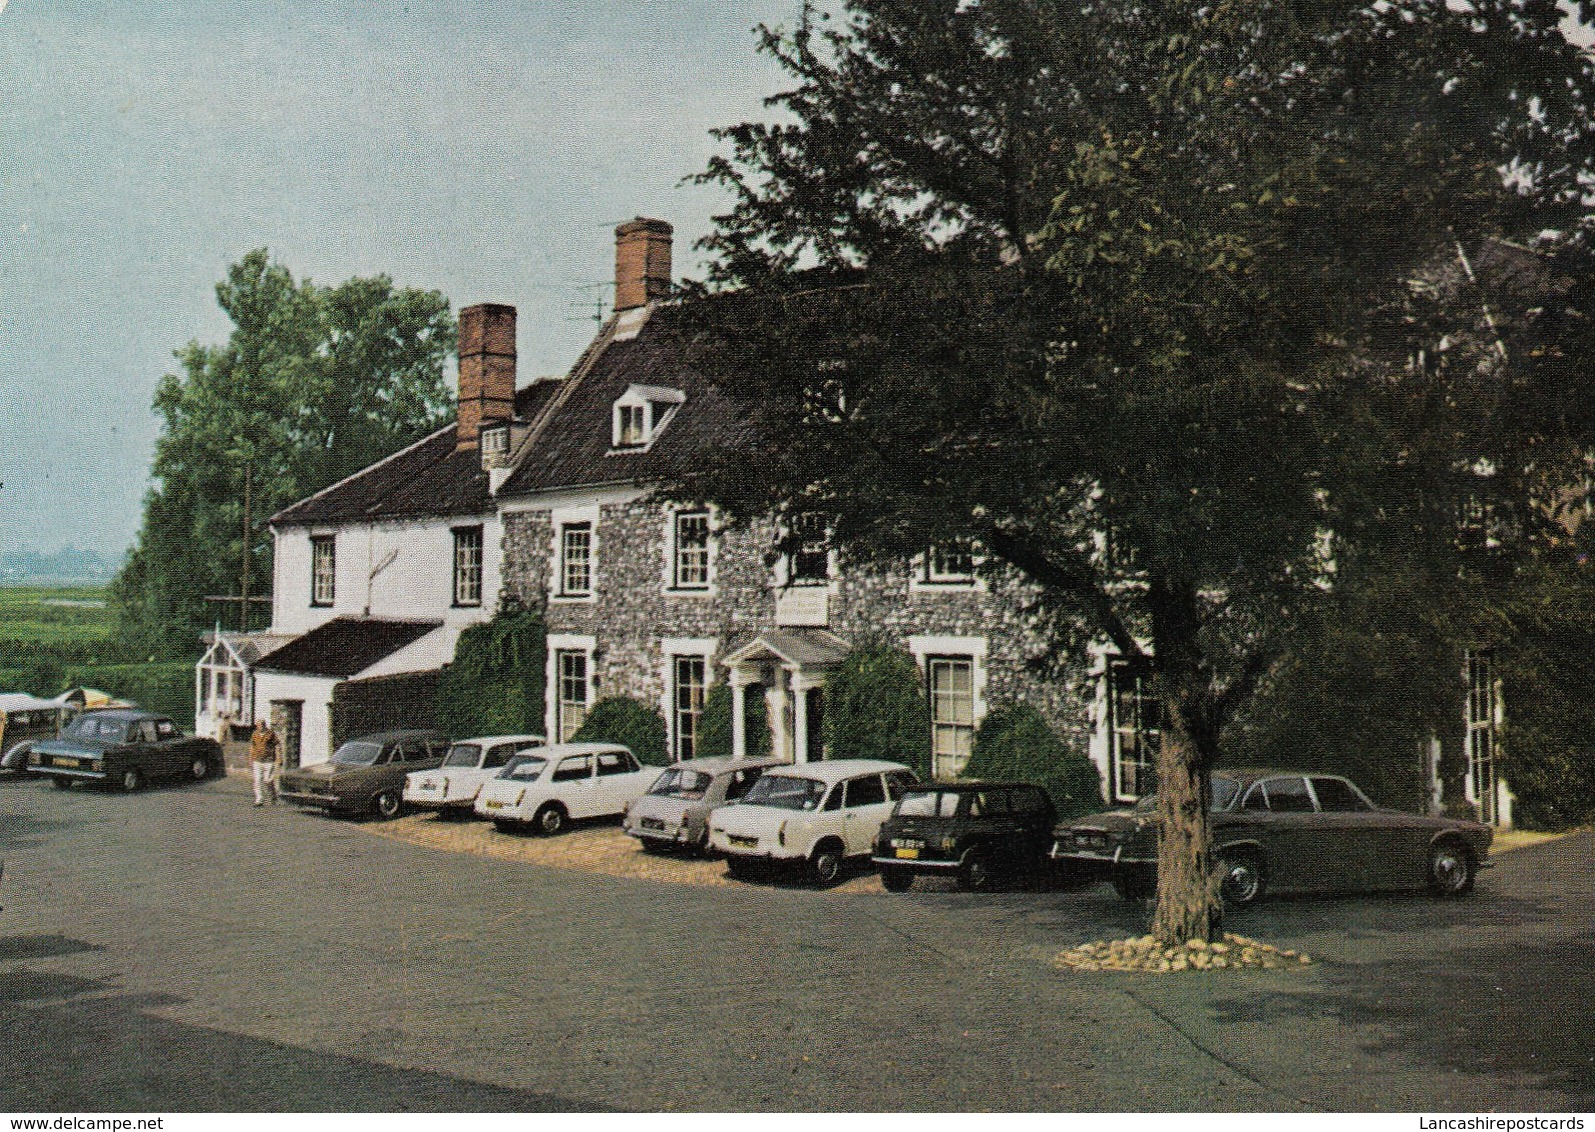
[873,781,1058,892]
[277,729,449,819]
[27,708,222,791]
[1051,768,1493,905]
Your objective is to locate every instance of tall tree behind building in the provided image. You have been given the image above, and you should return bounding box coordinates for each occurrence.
[111,250,456,657]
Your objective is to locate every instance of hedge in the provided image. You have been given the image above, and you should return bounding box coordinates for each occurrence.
[572,696,669,765]
[822,645,930,777]
[696,682,771,760]
[434,609,547,740]
[963,703,1103,818]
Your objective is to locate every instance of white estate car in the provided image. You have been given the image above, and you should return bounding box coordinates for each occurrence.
[473,742,655,835]
[708,759,918,885]
[403,734,546,817]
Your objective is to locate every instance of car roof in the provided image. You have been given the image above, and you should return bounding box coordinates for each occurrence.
[907,780,1044,793]
[537,741,632,757]
[1217,767,1342,787]
[345,729,449,746]
[666,756,782,774]
[763,759,911,785]
[72,708,163,723]
[454,734,546,745]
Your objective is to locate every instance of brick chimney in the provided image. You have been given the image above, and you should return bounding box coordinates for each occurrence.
[614,218,673,313]
[456,302,516,452]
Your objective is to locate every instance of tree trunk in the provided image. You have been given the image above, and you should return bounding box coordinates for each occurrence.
[1150,698,1222,945]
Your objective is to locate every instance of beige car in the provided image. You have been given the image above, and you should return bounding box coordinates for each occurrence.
[623,756,780,853]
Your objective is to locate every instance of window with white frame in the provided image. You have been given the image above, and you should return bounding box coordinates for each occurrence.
[924,541,976,585]
[310,536,336,607]
[480,423,511,462]
[560,523,593,597]
[1109,660,1161,801]
[611,384,685,451]
[928,657,976,778]
[672,511,711,590]
[672,655,707,760]
[453,525,483,607]
[1466,649,1499,824]
[788,512,830,585]
[556,649,590,742]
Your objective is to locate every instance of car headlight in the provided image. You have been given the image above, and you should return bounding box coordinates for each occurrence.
[92,760,104,771]
[939,836,956,852]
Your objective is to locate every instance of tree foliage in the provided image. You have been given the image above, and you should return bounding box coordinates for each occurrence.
[572,697,670,766]
[110,251,456,656]
[821,645,929,776]
[678,0,1595,941]
[434,609,548,741]
[964,703,1103,819]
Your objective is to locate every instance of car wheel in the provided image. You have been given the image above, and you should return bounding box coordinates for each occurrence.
[1428,841,1476,898]
[534,803,567,836]
[640,839,674,856]
[51,776,73,790]
[726,856,759,880]
[120,768,144,793]
[808,842,844,887]
[372,789,403,820]
[1217,853,1266,906]
[1113,868,1156,902]
[189,755,212,781]
[492,818,518,835]
[957,851,995,893]
[880,867,914,893]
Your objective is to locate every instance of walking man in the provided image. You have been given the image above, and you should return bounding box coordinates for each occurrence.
[250,717,279,806]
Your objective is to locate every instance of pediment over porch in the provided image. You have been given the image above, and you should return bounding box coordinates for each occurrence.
[721,628,852,672]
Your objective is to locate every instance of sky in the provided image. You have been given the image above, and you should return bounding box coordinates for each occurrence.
[0,1,795,560]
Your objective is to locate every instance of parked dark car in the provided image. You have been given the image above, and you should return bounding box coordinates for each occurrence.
[1050,768,1494,905]
[26,708,222,791]
[873,781,1058,892]
[278,729,449,819]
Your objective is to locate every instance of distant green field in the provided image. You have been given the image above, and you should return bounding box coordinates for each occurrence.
[0,585,194,729]
[0,585,114,647]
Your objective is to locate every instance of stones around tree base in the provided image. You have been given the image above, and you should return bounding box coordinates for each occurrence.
[1052,933,1314,973]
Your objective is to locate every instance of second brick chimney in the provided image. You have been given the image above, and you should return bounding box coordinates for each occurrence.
[614,218,673,312]
[456,302,516,452]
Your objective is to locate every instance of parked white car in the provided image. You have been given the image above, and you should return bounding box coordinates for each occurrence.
[623,756,780,853]
[403,734,545,818]
[708,759,919,885]
[473,742,655,835]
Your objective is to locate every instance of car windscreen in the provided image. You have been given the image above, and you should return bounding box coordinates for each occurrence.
[63,716,127,743]
[648,767,714,798]
[331,741,383,766]
[895,790,962,818]
[1132,777,1241,813]
[500,756,548,781]
[443,743,482,768]
[741,774,828,811]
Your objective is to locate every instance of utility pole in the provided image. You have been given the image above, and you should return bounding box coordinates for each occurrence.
[240,462,251,632]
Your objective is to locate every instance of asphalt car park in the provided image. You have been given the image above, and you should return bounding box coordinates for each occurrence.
[0,769,1589,1112]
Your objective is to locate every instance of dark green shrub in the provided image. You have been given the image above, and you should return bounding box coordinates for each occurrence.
[822,645,929,777]
[573,696,669,765]
[434,610,546,740]
[697,682,771,760]
[963,703,1103,818]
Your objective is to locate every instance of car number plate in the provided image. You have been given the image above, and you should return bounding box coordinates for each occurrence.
[895,848,920,859]
[53,756,82,768]
[728,835,757,849]
[641,818,665,831]
[484,800,505,810]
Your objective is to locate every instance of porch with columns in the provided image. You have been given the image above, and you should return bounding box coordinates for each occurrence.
[721,628,852,763]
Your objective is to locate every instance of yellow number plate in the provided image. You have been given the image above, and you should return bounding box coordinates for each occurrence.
[484,800,504,810]
[895,848,920,860]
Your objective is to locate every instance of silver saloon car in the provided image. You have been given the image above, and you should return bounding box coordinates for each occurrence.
[624,757,780,853]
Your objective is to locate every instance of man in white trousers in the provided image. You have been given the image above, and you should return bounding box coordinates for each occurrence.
[249,717,279,806]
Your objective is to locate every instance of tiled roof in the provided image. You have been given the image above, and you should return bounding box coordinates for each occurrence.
[253,618,443,678]
[495,306,760,496]
[271,382,563,527]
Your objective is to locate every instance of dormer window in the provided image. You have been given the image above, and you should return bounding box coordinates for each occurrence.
[480,423,511,462]
[611,384,686,452]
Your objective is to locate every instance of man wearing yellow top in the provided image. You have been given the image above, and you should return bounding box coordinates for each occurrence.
[249,718,279,806]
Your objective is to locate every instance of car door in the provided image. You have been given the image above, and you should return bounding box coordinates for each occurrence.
[552,753,597,817]
[130,718,166,777]
[841,773,891,856]
[1306,775,1386,891]
[595,749,645,814]
[1250,775,1325,891]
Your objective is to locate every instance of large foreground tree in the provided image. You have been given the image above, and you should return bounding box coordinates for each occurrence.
[112,251,455,656]
[677,0,1595,942]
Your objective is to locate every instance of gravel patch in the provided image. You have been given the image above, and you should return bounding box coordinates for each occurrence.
[1054,932,1314,973]
[358,811,888,894]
